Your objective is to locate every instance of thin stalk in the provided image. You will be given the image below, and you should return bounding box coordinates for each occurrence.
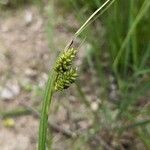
[85,0,116,32]
[123,0,135,76]
[65,0,116,50]
[118,119,150,134]
[75,0,116,36]
[38,70,56,150]
[0,108,31,118]
[139,43,150,69]
[130,0,138,70]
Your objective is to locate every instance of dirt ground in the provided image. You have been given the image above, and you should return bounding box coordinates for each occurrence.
[0,3,95,149]
[0,5,80,150]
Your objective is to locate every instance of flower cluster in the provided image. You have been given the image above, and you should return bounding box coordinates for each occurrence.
[54,48,78,91]
[55,68,77,91]
[55,48,77,73]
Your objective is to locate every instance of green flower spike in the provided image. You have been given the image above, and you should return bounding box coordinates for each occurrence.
[54,68,78,91]
[55,48,77,73]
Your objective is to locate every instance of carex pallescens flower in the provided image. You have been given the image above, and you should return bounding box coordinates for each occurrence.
[54,47,78,91]
[55,48,77,73]
[54,68,78,91]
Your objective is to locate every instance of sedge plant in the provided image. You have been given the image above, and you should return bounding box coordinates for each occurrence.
[38,0,116,149]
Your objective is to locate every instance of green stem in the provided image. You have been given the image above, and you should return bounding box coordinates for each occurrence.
[0,108,31,118]
[38,70,56,150]
[75,0,116,36]
[130,0,138,70]
[118,119,150,134]
[65,0,116,51]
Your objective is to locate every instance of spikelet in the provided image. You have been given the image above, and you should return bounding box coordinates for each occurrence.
[54,68,78,91]
[55,48,77,73]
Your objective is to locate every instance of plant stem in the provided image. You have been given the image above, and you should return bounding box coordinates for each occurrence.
[75,0,116,36]
[0,108,31,118]
[38,70,56,150]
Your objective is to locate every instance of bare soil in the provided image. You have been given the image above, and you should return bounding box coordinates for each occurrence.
[0,5,75,149]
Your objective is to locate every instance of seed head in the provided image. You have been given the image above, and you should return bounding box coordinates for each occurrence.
[54,68,78,91]
[55,48,77,73]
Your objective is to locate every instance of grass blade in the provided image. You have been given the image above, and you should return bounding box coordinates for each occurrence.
[113,0,150,72]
